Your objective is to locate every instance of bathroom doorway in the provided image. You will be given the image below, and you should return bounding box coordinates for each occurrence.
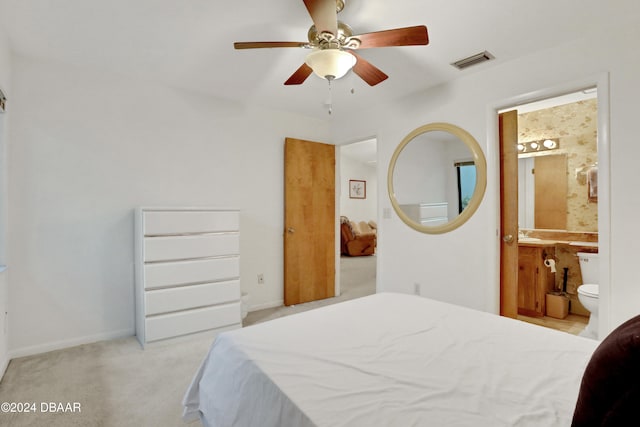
[498,87,606,336]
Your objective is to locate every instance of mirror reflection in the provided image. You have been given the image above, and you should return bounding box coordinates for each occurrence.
[393,131,475,225]
[388,123,487,234]
[517,97,598,233]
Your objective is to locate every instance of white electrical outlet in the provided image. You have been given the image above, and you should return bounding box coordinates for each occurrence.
[257,273,264,284]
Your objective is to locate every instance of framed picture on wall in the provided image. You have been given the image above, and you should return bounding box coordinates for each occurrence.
[349,180,366,199]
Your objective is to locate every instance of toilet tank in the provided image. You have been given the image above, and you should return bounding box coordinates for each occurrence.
[577,252,599,284]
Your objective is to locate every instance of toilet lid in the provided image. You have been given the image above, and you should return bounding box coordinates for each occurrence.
[578,284,599,297]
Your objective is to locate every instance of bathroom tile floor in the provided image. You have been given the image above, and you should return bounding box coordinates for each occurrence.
[517,313,589,336]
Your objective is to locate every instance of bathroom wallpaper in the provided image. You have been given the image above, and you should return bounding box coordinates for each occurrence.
[518,98,598,232]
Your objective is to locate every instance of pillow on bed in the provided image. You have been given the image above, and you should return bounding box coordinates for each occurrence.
[572,314,640,426]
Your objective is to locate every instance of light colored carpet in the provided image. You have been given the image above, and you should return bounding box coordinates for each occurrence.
[0,335,213,427]
[0,255,376,426]
[244,255,376,326]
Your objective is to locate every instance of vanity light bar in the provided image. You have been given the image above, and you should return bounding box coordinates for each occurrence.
[517,138,559,154]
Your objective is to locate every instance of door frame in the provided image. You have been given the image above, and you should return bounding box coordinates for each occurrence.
[336,137,380,296]
[487,73,611,337]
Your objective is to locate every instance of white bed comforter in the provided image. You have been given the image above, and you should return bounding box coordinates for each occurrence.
[183,292,598,426]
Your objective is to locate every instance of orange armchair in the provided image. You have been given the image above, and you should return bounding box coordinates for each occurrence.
[340,216,376,256]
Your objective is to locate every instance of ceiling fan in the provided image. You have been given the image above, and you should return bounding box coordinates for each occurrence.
[233,0,429,87]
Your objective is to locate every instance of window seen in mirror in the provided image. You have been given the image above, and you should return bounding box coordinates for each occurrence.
[456,161,476,214]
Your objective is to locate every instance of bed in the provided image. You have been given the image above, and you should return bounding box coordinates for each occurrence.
[183,292,603,426]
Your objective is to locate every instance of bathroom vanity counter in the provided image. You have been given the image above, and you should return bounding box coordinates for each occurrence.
[518,239,598,252]
[517,230,598,248]
[561,241,599,253]
[517,239,557,247]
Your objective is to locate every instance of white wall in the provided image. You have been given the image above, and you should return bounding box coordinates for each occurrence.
[332,23,640,335]
[0,25,11,375]
[8,55,330,356]
[340,155,376,222]
[394,139,447,205]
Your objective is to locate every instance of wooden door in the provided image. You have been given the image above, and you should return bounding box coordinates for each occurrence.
[284,137,335,306]
[499,111,519,318]
[534,154,567,229]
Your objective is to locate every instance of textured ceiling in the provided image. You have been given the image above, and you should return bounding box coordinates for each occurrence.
[1,0,639,119]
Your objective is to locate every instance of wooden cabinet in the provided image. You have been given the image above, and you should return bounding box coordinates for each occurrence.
[135,207,242,347]
[517,243,556,317]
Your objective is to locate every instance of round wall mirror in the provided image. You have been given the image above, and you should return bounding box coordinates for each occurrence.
[387,122,487,234]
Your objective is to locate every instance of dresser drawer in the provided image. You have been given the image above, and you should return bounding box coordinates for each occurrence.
[144,233,239,262]
[419,203,448,218]
[145,280,240,315]
[143,210,239,235]
[145,302,241,342]
[144,257,239,289]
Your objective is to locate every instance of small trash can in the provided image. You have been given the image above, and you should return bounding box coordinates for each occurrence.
[546,292,569,319]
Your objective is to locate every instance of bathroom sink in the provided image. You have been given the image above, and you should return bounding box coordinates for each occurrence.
[518,237,541,242]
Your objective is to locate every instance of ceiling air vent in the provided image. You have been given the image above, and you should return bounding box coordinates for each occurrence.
[451,51,495,70]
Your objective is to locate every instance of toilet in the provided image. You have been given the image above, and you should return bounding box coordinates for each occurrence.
[577,252,599,339]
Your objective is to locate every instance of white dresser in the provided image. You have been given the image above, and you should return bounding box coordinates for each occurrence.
[134,207,242,348]
[399,202,449,226]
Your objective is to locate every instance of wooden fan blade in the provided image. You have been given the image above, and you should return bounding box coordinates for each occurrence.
[303,0,338,36]
[351,25,429,49]
[349,51,388,86]
[284,63,314,85]
[234,41,309,50]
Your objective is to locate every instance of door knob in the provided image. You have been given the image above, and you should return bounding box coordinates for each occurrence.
[287,227,295,234]
[502,234,514,243]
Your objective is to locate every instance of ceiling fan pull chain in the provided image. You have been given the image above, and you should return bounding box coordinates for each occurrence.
[350,71,355,94]
[327,78,333,115]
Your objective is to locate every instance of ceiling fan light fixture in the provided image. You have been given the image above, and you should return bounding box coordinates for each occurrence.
[305,49,356,81]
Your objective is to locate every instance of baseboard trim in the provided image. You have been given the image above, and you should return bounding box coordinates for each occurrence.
[249,300,283,312]
[10,328,134,359]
